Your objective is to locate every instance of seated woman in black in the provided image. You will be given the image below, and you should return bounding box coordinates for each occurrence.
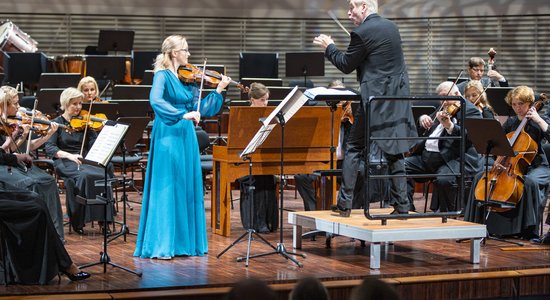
[44,87,114,235]
[0,150,90,284]
[463,85,550,240]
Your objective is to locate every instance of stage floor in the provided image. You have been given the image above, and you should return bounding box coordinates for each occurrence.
[1,189,549,299]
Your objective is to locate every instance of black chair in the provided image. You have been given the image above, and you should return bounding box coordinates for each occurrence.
[195,127,212,193]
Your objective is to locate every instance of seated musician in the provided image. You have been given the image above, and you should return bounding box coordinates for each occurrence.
[238,82,278,233]
[44,87,114,235]
[77,76,105,103]
[405,81,482,212]
[0,86,65,242]
[463,85,550,241]
[0,150,90,284]
[463,80,496,119]
[457,56,508,95]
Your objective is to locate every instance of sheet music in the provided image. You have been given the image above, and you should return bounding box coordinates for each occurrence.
[262,86,309,126]
[240,123,276,158]
[303,87,357,99]
[85,124,129,166]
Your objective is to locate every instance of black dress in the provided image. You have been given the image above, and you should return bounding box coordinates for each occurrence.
[463,116,550,239]
[44,116,114,232]
[0,153,73,284]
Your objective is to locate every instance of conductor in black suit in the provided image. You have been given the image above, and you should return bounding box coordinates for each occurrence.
[313,0,417,216]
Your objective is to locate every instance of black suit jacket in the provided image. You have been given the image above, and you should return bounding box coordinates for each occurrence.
[324,13,416,155]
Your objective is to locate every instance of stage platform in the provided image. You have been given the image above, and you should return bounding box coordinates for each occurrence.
[289,209,487,269]
[0,190,549,300]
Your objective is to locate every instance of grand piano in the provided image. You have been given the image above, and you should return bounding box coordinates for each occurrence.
[211,106,342,236]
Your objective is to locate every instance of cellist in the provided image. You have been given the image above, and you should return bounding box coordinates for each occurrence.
[463,86,550,241]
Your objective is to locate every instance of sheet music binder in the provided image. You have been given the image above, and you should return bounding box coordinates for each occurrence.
[84,123,129,167]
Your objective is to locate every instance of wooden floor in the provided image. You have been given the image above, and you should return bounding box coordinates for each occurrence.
[1,185,549,299]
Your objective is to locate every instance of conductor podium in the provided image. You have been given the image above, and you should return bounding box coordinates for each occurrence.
[212,106,341,236]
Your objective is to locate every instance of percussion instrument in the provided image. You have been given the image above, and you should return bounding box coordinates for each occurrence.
[0,20,38,71]
[55,55,86,76]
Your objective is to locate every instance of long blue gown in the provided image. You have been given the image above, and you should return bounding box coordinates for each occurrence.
[134,70,222,258]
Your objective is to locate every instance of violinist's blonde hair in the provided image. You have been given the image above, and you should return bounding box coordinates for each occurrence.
[154,35,187,72]
[464,80,492,110]
[77,76,99,95]
[505,85,535,106]
[0,86,17,101]
[59,87,84,111]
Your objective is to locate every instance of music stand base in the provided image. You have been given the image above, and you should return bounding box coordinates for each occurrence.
[79,251,142,277]
[240,243,305,268]
[217,229,277,267]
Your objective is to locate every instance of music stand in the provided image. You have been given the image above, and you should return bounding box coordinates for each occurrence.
[486,87,515,116]
[3,52,47,93]
[285,52,325,88]
[110,100,153,118]
[79,123,142,276]
[216,123,278,267]
[141,70,154,85]
[236,86,309,267]
[81,102,120,121]
[112,85,152,100]
[107,117,150,243]
[86,55,127,83]
[38,73,81,89]
[239,52,279,79]
[97,30,135,53]
[463,118,523,246]
[36,88,64,116]
[132,51,159,80]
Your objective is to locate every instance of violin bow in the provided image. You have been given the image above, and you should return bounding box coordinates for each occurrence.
[328,10,350,36]
[196,58,208,118]
[25,99,38,154]
[430,70,464,123]
[79,97,94,157]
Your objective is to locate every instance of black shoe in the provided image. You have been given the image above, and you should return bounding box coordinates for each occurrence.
[390,209,408,220]
[330,205,351,217]
[62,270,91,282]
[530,233,550,245]
[74,228,85,235]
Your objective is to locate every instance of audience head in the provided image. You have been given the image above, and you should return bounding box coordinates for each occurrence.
[467,57,486,80]
[248,82,269,107]
[350,277,401,300]
[154,35,189,72]
[60,87,84,111]
[77,76,99,102]
[289,276,329,300]
[226,278,277,300]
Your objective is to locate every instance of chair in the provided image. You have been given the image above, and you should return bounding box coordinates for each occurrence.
[0,224,8,285]
[196,127,212,193]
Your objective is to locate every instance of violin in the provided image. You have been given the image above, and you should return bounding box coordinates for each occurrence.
[70,110,108,131]
[178,63,249,93]
[8,112,71,135]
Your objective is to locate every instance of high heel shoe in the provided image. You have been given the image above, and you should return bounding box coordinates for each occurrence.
[61,270,91,281]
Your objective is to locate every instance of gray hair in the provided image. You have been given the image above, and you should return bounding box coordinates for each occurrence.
[59,87,84,110]
[435,81,460,96]
[350,0,378,14]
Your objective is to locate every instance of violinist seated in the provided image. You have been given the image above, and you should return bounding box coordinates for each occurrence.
[464,80,497,120]
[463,86,550,241]
[405,81,482,212]
[457,56,508,95]
[78,76,107,103]
[0,85,66,242]
[44,87,115,235]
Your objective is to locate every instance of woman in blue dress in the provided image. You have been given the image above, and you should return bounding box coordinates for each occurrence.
[134,35,231,259]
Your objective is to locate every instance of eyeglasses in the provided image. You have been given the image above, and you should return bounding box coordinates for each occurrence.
[176,48,189,53]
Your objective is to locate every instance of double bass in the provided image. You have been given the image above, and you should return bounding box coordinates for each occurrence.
[473,100,544,212]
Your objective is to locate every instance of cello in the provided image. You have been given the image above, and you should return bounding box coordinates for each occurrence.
[473,99,544,212]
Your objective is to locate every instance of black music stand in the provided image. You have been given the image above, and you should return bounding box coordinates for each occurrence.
[107,117,150,243]
[463,118,523,246]
[239,52,279,79]
[132,51,159,80]
[3,52,47,94]
[38,73,81,89]
[486,87,515,116]
[86,56,127,84]
[97,30,135,53]
[236,87,308,267]
[112,85,152,100]
[285,52,325,88]
[36,88,64,116]
[79,123,142,276]
[216,125,278,267]
[111,100,153,118]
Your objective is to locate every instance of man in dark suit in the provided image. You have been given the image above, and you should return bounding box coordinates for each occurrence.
[406,81,482,212]
[457,56,509,95]
[313,0,417,216]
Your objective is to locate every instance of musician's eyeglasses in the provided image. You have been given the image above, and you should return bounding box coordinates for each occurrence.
[176,48,189,53]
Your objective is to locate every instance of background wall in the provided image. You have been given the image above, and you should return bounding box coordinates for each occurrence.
[2,1,549,100]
